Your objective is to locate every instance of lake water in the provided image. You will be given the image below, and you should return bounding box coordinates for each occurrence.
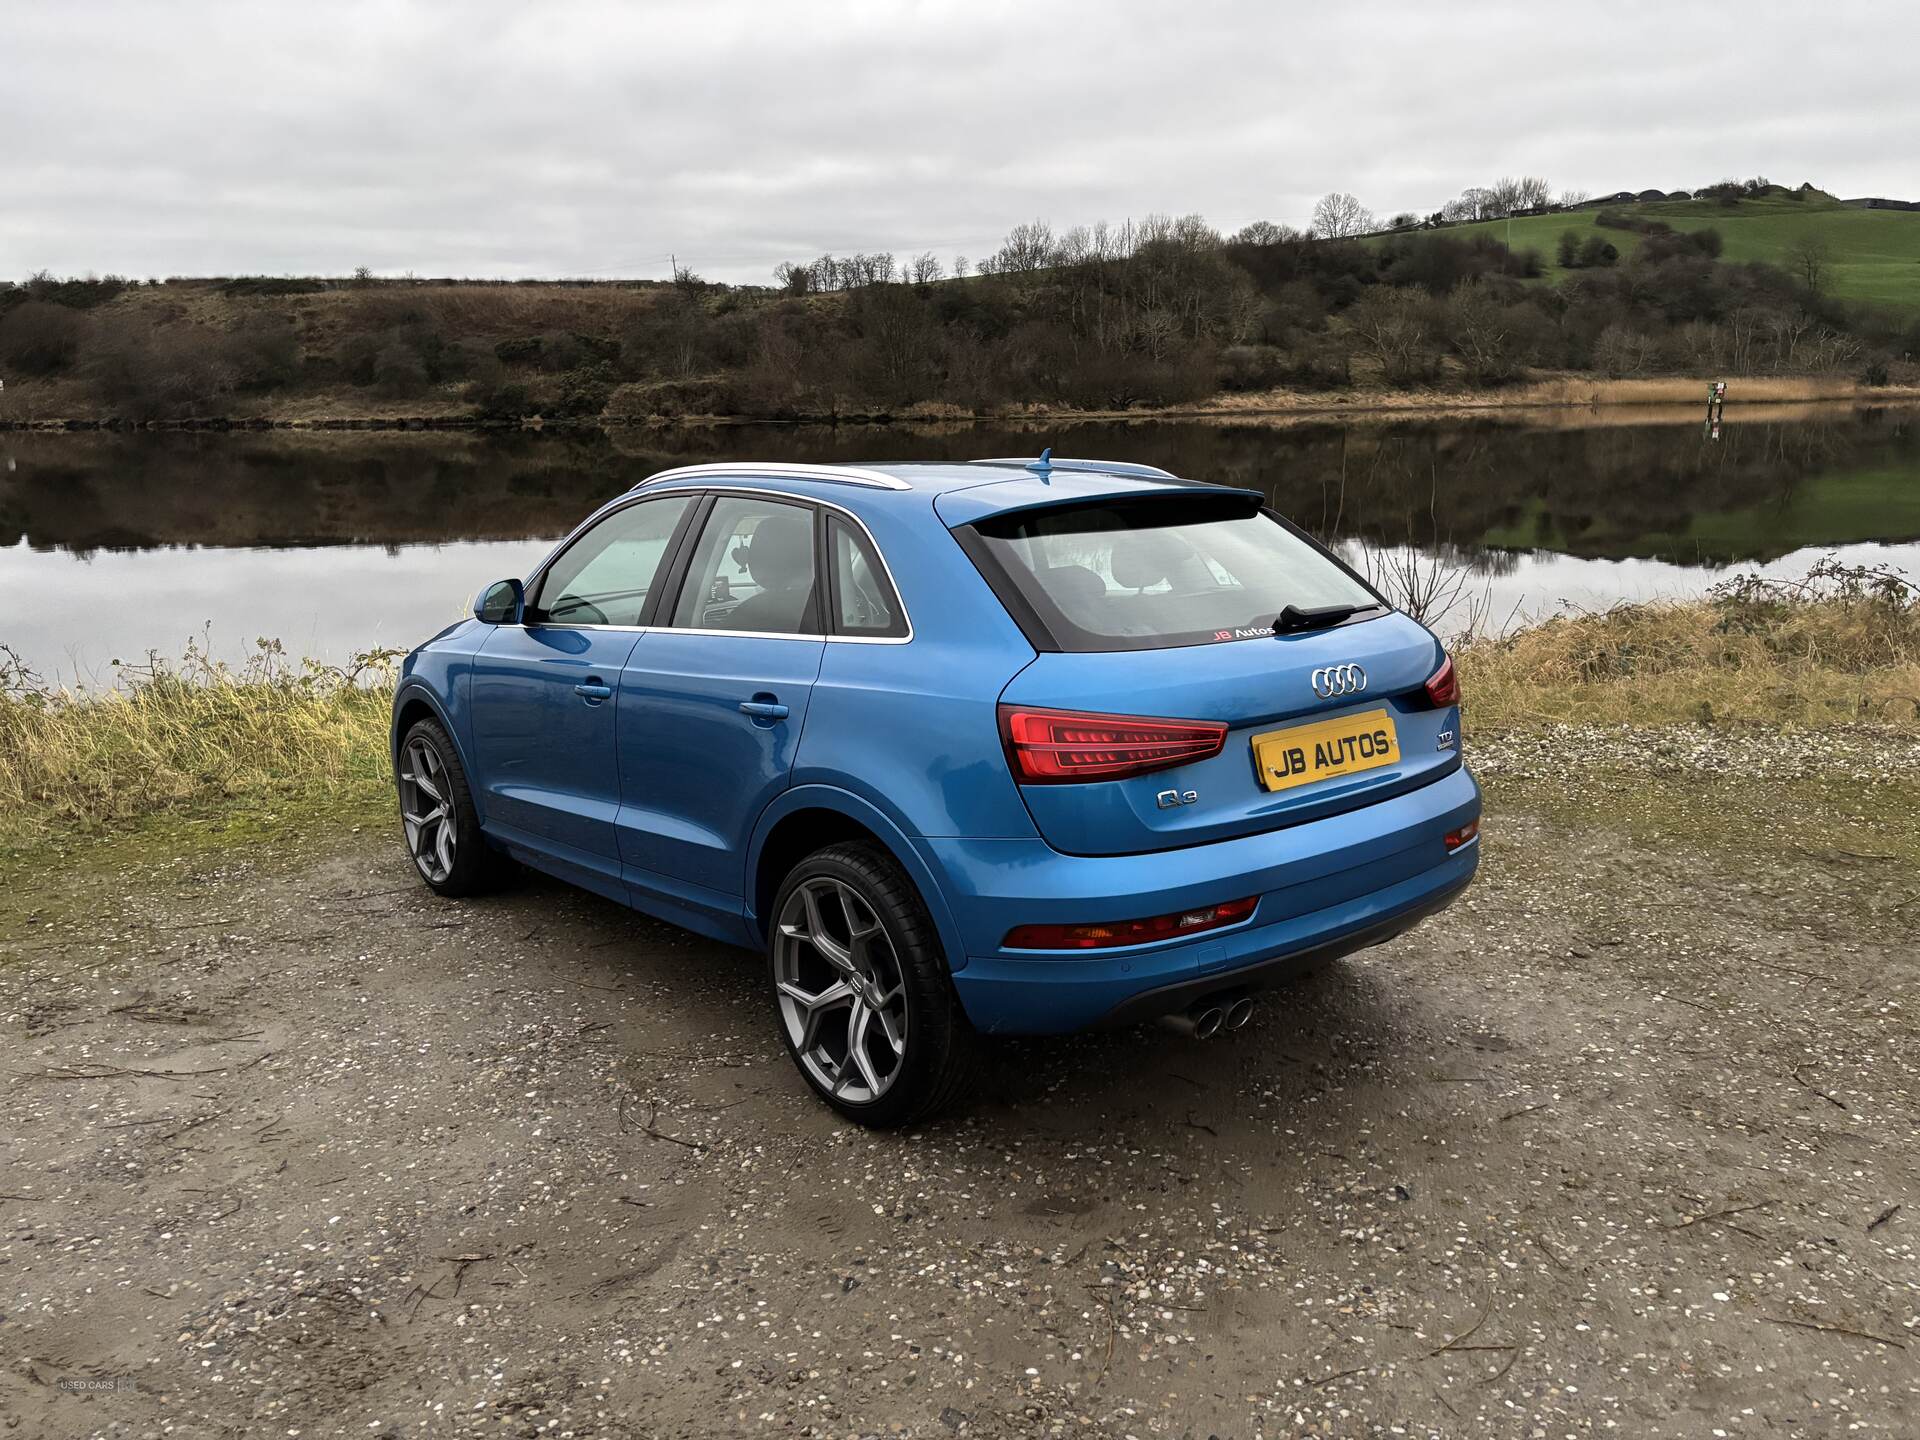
[6,407,1919,684]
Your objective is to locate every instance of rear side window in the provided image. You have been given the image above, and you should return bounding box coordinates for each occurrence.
[965,496,1381,652]
[669,495,821,636]
[827,515,907,639]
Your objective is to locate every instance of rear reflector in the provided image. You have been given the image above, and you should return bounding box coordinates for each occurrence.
[1004,895,1259,951]
[998,705,1227,784]
[1423,656,1460,709]
[1444,818,1480,850]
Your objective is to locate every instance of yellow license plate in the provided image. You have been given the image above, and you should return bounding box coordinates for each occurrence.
[1252,708,1401,792]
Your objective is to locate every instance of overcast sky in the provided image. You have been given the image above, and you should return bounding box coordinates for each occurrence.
[5,1,1915,284]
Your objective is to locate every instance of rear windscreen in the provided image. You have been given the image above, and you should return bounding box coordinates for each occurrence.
[966,495,1382,652]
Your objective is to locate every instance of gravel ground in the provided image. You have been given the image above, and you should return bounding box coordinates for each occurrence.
[3,737,1916,1439]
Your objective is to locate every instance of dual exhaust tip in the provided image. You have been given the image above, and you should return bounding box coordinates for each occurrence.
[1161,992,1255,1040]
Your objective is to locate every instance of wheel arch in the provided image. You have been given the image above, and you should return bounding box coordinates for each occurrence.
[391,682,478,798]
[747,785,967,973]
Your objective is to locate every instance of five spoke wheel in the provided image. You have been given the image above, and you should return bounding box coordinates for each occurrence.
[399,735,456,883]
[773,877,909,1104]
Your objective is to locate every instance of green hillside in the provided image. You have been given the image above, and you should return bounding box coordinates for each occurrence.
[1435,193,1920,312]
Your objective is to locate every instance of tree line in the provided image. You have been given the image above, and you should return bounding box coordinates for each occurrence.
[2,191,1914,423]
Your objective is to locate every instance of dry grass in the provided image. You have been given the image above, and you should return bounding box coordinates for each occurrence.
[1460,566,1920,732]
[1040,375,1920,430]
[0,639,397,853]
[304,283,661,344]
[3,572,1915,865]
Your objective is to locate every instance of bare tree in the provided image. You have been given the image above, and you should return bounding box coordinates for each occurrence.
[1351,541,1488,637]
[1311,192,1375,239]
[1484,176,1551,217]
[1558,187,1592,208]
[1441,188,1495,224]
[1346,288,1433,383]
[1785,234,1832,295]
[908,252,943,284]
[1230,219,1291,246]
[990,220,1058,275]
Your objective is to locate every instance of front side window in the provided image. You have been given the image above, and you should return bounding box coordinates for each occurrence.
[967,495,1381,652]
[531,495,693,627]
[827,516,907,638]
[670,496,820,635]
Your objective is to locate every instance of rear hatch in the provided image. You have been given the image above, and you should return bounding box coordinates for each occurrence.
[950,483,1460,857]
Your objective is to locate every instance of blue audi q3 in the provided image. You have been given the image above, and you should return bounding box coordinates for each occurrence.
[391,455,1480,1124]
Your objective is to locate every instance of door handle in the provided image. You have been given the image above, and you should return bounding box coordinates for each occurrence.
[574,682,613,702]
[738,699,789,721]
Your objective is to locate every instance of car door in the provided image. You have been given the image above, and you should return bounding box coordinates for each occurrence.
[470,493,697,896]
[615,492,826,910]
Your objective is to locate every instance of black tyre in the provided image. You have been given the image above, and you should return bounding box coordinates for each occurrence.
[395,718,507,898]
[768,841,976,1127]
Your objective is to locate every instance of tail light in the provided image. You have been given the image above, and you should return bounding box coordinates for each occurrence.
[1422,656,1460,708]
[1004,895,1258,950]
[1445,818,1480,850]
[998,705,1227,784]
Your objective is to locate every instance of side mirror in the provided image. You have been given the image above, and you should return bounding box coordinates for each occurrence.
[474,578,525,625]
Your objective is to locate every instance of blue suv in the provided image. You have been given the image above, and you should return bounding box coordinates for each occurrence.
[391,456,1480,1124]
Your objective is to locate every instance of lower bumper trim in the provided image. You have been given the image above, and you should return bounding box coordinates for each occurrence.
[1094,875,1470,1028]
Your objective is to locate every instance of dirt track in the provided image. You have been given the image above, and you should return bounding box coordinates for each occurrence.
[3,758,1917,1438]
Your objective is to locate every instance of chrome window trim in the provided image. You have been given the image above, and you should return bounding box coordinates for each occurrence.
[520,486,913,646]
[631,461,913,493]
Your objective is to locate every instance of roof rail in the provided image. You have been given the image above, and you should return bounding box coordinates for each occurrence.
[966,456,1183,482]
[631,462,913,493]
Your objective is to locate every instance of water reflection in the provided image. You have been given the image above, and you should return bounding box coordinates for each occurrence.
[4,408,1918,679]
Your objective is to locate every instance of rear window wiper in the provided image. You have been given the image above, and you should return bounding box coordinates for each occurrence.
[1271,603,1368,635]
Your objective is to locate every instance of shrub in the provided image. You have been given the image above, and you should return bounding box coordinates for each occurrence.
[226,314,302,391]
[372,344,428,398]
[1577,235,1619,269]
[84,318,242,420]
[551,361,617,417]
[598,376,735,419]
[536,330,584,372]
[619,294,719,379]
[435,338,499,383]
[493,336,543,366]
[572,332,620,365]
[465,376,531,420]
[1217,344,1290,391]
[339,332,382,386]
[0,301,85,374]
[22,271,130,310]
[219,276,328,297]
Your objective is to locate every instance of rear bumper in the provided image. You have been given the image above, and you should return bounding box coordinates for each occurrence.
[920,764,1480,1035]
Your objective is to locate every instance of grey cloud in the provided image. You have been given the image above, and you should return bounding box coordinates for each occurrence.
[4,0,1914,282]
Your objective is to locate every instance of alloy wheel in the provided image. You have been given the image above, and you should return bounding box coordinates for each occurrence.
[773,877,909,1103]
[399,736,456,883]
